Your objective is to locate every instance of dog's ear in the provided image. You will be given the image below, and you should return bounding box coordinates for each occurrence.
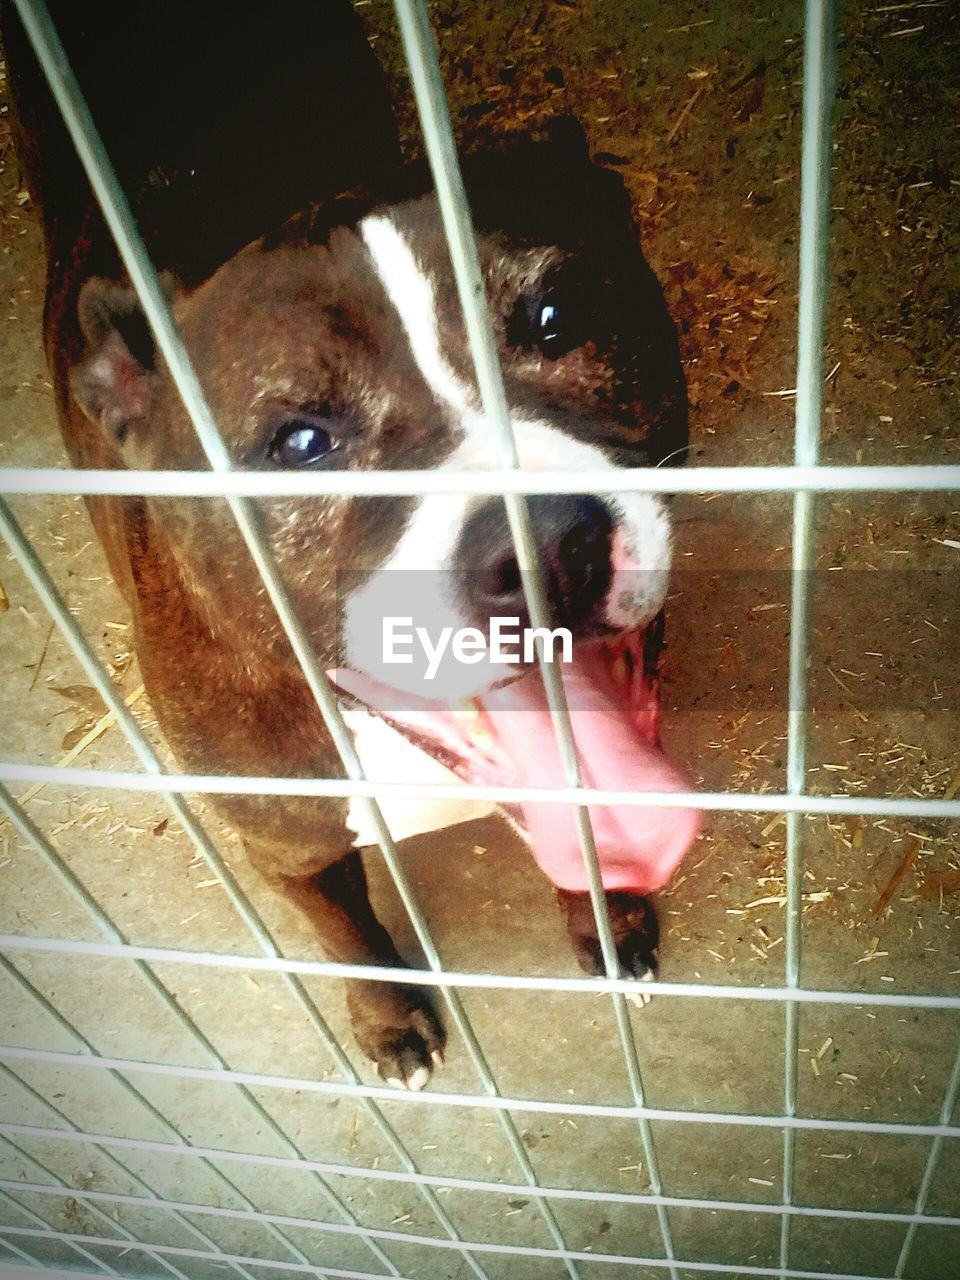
[522,115,591,160]
[258,189,381,251]
[71,276,175,452]
[462,116,633,252]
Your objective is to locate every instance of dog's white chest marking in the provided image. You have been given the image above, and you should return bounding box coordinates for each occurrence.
[340,704,495,847]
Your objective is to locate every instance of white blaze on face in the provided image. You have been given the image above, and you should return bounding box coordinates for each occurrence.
[360,215,475,421]
[342,212,673,699]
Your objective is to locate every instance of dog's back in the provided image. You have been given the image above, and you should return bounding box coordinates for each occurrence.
[2,0,401,287]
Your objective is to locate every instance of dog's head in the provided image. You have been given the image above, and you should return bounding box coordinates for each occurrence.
[72,121,687,796]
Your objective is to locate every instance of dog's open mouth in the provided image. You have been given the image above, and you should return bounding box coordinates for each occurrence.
[330,625,700,894]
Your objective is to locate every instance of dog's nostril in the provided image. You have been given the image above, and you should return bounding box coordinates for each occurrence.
[458,495,613,630]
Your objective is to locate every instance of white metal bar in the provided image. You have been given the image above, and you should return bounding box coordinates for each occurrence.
[5,1121,960,1230]
[0,1060,260,1280]
[0,510,491,1278]
[0,1221,936,1280]
[2,463,960,496]
[0,1235,382,1280]
[4,6,577,1266]
[4,1042,960,1139]
[780,2,836,1272]
[392,0,637,1043]
[0,1270,207,1280]
[0,1136,190,1280]
[5,1175,960,1273]
[6,1178,680,1263]
[893,1027,960,1274]
[4,761,960,820]
[4,933,960,1010]
[0,954,327,1280]
[0,1185,118,1277]
[393,0,681,1266]
[0,788,402,1279]
[0,1238,50,1269]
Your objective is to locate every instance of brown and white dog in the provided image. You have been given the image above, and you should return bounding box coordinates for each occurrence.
[4,0,698,1090]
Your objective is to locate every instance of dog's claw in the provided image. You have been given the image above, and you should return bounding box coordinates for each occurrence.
[351,982,445,1092]
[379,1044,442,1089]
[627,967,656,1009]
[377,1049,439,1091]
[382,1062,432,1091]
[407,1065,431,1092]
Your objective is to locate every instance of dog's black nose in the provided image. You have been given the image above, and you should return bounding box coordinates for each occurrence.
[457,495,613,630]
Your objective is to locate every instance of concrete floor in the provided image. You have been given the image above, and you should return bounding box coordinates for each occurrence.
[1,2,959,1278]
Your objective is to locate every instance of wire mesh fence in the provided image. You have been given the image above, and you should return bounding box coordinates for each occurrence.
[1,1,959,1279]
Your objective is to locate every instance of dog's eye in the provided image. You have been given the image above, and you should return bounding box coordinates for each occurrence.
[537,301,561,344]
[269,419,337,467]
[534,291,580,359]
[506,282,587,359]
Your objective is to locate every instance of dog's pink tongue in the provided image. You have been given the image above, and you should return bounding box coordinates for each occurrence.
[478,649,700,894]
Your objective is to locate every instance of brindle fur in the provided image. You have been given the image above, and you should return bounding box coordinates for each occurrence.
[3,0,685,1085]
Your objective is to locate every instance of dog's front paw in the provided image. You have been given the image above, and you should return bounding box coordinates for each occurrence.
[347,980,445,1090]
[557,889,659,1006]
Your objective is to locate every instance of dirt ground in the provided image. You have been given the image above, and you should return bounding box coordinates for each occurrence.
[1,2,959,1278]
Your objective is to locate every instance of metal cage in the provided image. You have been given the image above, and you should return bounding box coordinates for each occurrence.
[1,1,959,1278]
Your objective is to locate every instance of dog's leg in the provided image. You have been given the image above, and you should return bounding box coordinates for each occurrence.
[556,888,659,1007]
[268,850,445,1089]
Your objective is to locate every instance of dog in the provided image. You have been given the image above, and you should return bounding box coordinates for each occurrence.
[4,0,699,1090]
